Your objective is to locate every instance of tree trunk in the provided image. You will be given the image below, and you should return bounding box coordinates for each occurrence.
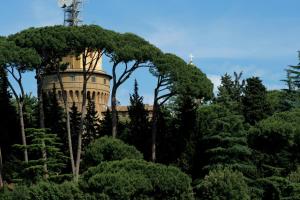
[6,80,28,164]
[0,147,3,189]
[75,80,87,181]
[151,101,158,162]
[18,102,28,163]
[36,72,48,179]
[56,72,75,176]
[111,87,117,138]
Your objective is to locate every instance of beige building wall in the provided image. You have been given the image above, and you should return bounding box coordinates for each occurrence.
[42,54,111,117]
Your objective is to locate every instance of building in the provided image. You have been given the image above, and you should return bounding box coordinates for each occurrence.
[103,104,154,122]
[42,53,111,116]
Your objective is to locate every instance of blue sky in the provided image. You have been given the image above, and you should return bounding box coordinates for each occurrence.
[1,0,300,104]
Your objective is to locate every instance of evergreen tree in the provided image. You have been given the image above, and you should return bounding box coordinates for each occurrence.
[155,107,176,164]
[242,77,271,125]
[16,128,66,182]
[217,72,245,113]
[125,80,151,159]
[69,103,81,160]
[281,54,300,110]
[197,104,255,178]
[44,86,66,147]
[99,108,112,136]
[175,95,198,174]
[83,99,100,150]
[0,68,19,184]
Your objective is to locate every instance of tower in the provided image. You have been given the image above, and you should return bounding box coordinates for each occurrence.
[42,0,111,116]
[63,0,82,26]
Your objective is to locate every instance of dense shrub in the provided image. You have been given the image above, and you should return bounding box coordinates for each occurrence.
[80,159,194,200]
[0,182,102,200]
[82,136,143,169]
[193,167,250,200]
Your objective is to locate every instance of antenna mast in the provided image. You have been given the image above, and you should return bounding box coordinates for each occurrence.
[63,0,83,26]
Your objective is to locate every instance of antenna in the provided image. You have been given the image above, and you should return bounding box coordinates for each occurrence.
[59,0,83,26]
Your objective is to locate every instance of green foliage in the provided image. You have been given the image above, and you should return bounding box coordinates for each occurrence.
[151,54,213,101]
[216,72,244,113]
[0,182,100,200]
[69,103,81,159]
[155,107,177,164]
[99,108,112,136]
[194,167,250,200]
[82,136,143,169]
[124,80,151,159]
[174,96,198,174]
[16,128,66,181]
[0,37,40,70]
[251,176,300,200]
[83,100,101,150]
[197,104,255,178]
[248,109,300,176]
[266,90,291,113]
[80,159,194,200]
[242,77,272,125]
[0,68,19,164]
[44,88,66,151]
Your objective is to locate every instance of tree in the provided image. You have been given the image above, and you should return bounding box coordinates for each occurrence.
[10,25,115,180]
[217,72,245,113]
[68,25,115,180]
[80,159,194,200]
[0,67,19,186]
[242,77,271,125]
[44,86,66,151]
[0,37,40,164]
[108,32,161,138]
[99,108,112,136]
[194,167,250,200]
[69,103,81,162]
[175,95,199,174]
[82,136,143,169]
[9,26,73,177]
[197,104,255,178]
[248,109,300,176]
[83,99,100,150]
[281,53,300,110]
[150,54,213,161]
[16,128,66,182]
[286,52,300,91]
[125,80,151,159]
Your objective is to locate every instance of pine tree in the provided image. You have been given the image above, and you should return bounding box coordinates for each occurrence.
[242,77,271,125]
[126,80,151,159]
[83,99,100,150]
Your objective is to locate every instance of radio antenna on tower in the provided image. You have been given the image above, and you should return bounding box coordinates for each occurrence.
[58,0,83,26]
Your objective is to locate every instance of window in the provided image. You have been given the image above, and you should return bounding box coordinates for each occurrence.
[103,79,107,84]
[70,75,75,81]
[92,76,96,82]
